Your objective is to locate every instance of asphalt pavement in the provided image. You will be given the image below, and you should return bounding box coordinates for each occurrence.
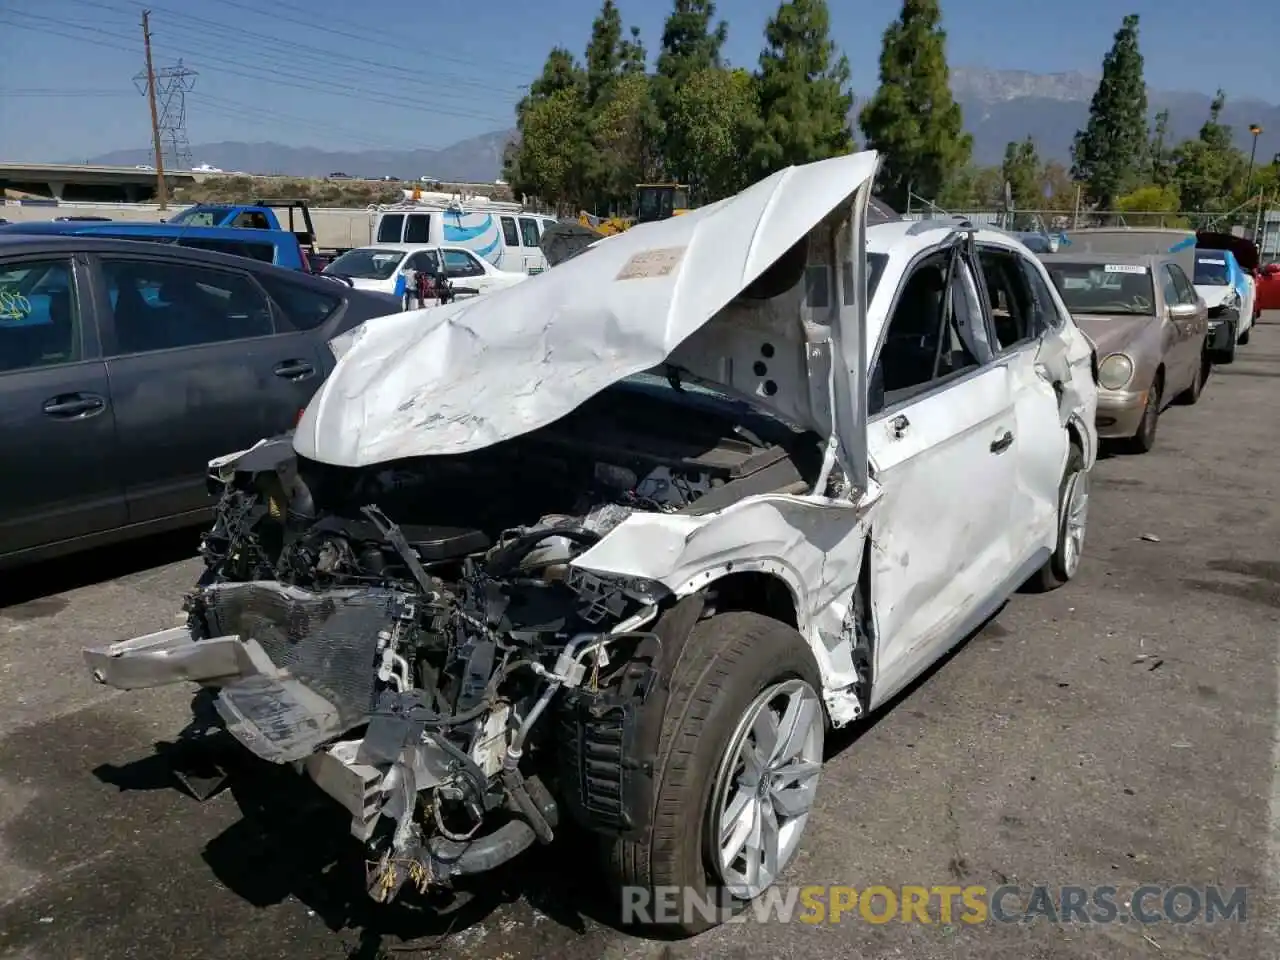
[2,318,1279,960]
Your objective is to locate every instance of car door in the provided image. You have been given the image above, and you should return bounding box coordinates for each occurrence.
[0,253,126,558]
[441,248,489,296]
[867,245,1018,691]
[1162,263,1200,389]
[977,245,1087,559]
[91,253,322,524]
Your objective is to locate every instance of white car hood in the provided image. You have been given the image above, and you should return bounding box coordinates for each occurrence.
[293,150,879,467]
[1194,284,1233,309]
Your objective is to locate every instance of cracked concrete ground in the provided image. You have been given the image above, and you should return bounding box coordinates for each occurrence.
[2,317,1278,960]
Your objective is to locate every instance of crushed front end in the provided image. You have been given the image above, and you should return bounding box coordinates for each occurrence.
[86,381,826,903]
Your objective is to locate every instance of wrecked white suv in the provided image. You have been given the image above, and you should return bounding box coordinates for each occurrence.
[85,151,1098,934]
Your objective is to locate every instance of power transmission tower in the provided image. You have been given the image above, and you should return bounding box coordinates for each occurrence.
[133,15,197,183]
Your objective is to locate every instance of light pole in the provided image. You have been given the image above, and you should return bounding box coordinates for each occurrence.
[1245,124,1262,199]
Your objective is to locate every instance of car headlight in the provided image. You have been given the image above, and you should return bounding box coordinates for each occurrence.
[1097,353,1134,390]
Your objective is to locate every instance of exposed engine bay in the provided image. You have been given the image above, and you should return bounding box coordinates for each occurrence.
[173,376,824,902]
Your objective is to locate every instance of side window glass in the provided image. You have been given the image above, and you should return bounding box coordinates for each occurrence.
[256,274,341,331]
[1160,265,1181,307]
[404,214,431,243]
[978,249,1036,348]
[376,214,404,243]
[443,250,483,278]
[1169,264,1197,304]
[1018,256,1065,336]
[101,259,274,355]
[500,216,520,247]
[871,255,948,414]
[519,217,541,247]
[0,258,82,373]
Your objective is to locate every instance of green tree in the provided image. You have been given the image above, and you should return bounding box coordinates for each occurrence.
[505,46,592,207]
[1070,14,1148,210]
[1149,108,1175,187]
[620,25,647,74]
[935,164,1002,210]
[655,0,728,89]
[1172,91,1247,213]
[1115,184,1185,227]
[589,71,660,211]
[1001,136,1041,212]
[859,0,972,210]
[585,0,623,106]
[508,87,592,210]
[747,0,854,180]
[667,67,758,199]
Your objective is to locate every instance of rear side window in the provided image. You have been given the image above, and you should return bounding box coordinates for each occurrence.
[256,273,342,331]
[404,214,431,243]
[177,237,276,264]
[519,217,540,247]
[376,214,404,243]
[500,216,520,247]
[0,258,82,372]
[99,258,274,354]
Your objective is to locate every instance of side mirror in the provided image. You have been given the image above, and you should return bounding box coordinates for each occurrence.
[1168,302,1200,320]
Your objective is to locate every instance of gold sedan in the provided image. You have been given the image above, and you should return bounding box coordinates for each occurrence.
[1040,253,1210,454]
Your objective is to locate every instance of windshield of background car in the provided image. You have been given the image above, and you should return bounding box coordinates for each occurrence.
[323,248,406,280]
[1044,262,1156,315]
[1193,257,1230,285]
[168,205,232,226]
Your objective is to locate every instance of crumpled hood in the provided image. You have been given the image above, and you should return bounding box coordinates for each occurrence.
[1073,314,1156,358]
[1194,285,1234,309]
[293,151,880,467]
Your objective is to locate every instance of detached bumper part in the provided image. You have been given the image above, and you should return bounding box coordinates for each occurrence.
[85,627,257,690]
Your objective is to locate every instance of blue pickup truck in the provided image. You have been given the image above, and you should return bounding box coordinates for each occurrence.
[0,219,315,272]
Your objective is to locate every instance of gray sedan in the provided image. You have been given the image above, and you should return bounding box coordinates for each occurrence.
[0,234,400,568]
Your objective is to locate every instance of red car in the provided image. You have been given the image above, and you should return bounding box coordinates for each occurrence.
[1258,260,1280,313]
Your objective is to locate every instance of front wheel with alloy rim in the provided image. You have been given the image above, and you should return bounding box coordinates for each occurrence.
[1025,444,1089,592]
[607,611,825,936]
[1123,378,1161,454]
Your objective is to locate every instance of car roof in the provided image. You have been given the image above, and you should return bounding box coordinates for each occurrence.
[1039,251,1165,267]
[0,220,293,242]
[0,233,362,294]
[866,217,1034,258]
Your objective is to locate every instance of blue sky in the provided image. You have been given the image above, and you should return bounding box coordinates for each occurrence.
[2,0,1276,162]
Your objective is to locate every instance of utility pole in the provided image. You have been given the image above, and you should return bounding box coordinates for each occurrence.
[140,10,168,209]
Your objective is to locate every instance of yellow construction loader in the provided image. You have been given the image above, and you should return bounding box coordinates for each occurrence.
[576,182,691,236]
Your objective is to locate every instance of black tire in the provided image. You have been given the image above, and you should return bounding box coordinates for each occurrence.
[1238,327,1251,346]
[1212,323,1237,364]
[606,611,823,936]
[1175,355,1205,405]
[1025,444,1088,593]
[1122,376,1161,454]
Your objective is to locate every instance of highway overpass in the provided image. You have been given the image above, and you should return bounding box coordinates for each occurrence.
[0,162,201,203]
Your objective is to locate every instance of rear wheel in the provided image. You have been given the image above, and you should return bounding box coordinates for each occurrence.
[1239,327,1251,345]
[607,611,824,936]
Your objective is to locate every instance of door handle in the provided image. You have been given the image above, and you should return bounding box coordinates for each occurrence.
[890,414,910,439]
[42,393,106,419]
[273,359,315,380]
[990,430,1014,453]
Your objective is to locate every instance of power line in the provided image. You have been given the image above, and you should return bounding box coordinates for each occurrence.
[8,88,136,97]
[56,0,526,101]
[5,10,515,126]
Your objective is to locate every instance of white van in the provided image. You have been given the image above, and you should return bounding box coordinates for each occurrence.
[371,201,559,275]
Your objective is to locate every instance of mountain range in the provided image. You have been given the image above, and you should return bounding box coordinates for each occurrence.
[84,67,1280,181]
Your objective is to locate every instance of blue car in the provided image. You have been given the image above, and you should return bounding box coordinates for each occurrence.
[0,220,311,273]
[1192,247,1254,362]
